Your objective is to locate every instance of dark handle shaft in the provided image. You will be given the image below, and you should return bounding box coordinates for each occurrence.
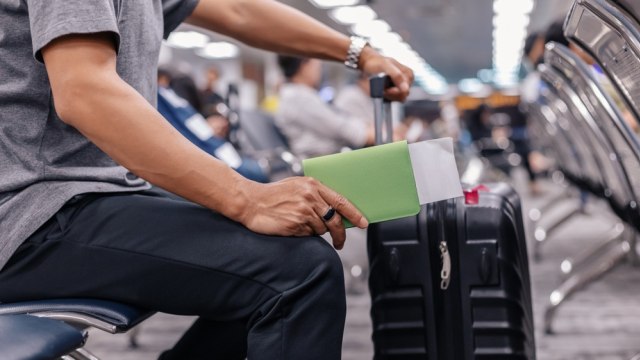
[369,75,394,145]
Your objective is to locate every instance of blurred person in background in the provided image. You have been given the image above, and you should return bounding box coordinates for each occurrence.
[276,55,376,158]
[158,69,268,183]
[521,32,545,104]
[201,65,226,108]
[171,72,205,113]
[466,104,493,142]
[334,72,374,126]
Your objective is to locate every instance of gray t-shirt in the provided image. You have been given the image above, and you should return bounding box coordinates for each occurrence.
[0,0,199,270]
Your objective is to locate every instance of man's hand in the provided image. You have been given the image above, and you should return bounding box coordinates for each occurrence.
[239,177,368,250]
[359,46,414,102]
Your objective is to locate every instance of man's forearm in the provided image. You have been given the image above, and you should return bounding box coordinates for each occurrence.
[187,0,351,62]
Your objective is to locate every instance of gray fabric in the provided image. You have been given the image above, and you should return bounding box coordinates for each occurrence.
[275,83,368,159]
[334,85,374,128]
[0,0,199,270]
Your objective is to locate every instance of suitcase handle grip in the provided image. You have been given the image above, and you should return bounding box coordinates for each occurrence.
[369,74,393,99]
[369,74,394,145]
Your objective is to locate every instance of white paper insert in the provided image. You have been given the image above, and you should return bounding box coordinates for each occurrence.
[408,138,464,204]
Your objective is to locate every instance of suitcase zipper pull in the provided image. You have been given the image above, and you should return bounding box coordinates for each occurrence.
[439,241,451,290]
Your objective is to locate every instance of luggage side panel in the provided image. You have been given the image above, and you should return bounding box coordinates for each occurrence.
[457,184,535,359]
[368,207,440,359]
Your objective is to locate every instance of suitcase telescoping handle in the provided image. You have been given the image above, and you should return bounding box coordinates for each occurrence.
[369,74,394,146]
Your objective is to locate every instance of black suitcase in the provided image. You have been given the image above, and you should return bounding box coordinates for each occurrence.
[366,76,536,359]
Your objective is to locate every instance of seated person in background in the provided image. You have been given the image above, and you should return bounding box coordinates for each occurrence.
[158,69,268,183]
[201,65,226,109]
[465,104,493,142]
[203,104,231,139]
[170,71,205,114]
[334,72,374,126]
[276,55,375,158]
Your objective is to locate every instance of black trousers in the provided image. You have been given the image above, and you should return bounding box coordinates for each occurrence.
[0,189,346,359]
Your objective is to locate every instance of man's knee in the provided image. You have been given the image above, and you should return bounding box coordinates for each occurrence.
[289,237,345,293]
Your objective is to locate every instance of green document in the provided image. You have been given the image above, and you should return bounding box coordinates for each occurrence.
[303,141,421,227]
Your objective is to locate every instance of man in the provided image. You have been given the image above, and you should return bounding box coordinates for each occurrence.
[0,0,412,359]
[276,56,377,158]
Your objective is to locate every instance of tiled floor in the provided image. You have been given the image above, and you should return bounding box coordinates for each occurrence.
[85,178,640,359]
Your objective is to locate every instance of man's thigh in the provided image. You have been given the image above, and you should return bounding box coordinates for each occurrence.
[0,190,337,322]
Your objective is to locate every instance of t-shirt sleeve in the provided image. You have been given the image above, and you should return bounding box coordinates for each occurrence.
[162,0,200,39]
[26,0,121,63]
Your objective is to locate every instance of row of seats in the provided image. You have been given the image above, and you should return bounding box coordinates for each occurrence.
[527,0,640,335]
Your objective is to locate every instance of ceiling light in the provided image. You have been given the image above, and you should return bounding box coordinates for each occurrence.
[166,31,209,49]
[351,20,391,38]
[196,42,239,59]
[494,0,534,15]
[369,32,402,49]
[308,0,359,9]
[492,0,535,86]
[458,78,485,93]
[329,5,376,24]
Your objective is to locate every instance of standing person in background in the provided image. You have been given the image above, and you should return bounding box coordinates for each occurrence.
[276,56,376,158]
[521,32,545,104]
[0,0,413,358]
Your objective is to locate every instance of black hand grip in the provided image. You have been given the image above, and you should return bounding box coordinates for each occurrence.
[369,74,393,99]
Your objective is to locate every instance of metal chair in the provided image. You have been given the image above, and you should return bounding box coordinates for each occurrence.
[565,0,640,231]
[0,299,153,359]
[540,42,640,333]
[236,110,302,179]
[0,314,88,360]
[528,86,597,261]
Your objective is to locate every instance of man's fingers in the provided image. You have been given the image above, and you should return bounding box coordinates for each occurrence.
[386,64,409,94]
[310,206,329,235]
[384,87,405,102]
[317,184,368,229]
[325,212,346,250]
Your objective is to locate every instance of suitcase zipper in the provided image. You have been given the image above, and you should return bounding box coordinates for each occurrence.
[439,241,451,290]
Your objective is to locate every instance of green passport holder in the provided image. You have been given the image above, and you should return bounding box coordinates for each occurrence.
[303,141,421,227]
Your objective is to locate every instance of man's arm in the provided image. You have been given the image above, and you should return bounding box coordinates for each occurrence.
[42,33,367,249]
[187,0,413,101]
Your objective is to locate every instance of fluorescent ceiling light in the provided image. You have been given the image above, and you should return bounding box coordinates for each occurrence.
[308,0,359,9]
[369,32,402,50]
[166,31,209,49]
[492,0,535,86]
[196,42,239,59]
[351,20,391,38]
[322,5,447,94]
[494,0,534,15]
[458,78,485,93]
[329,5,376,24]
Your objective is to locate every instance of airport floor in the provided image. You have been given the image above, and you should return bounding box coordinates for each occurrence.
[84,174,640,359]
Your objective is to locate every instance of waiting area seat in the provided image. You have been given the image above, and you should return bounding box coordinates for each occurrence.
[0,299,153,334]
[0,314,86,360]
[529,21,640,331]
[237,110,303,179]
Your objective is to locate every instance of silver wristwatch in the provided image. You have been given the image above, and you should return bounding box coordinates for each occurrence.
[344,36,369,70]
